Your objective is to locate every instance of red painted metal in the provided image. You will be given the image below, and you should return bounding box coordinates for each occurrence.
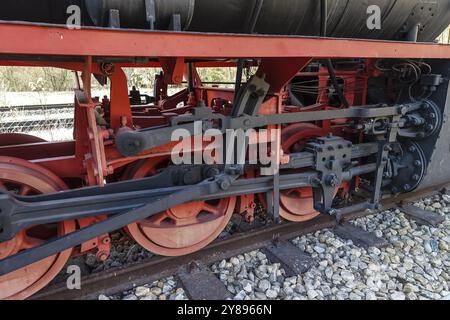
[0,134,46,146]
[257,58,313,93]
[159,57,185,84]
[1,23,450,59]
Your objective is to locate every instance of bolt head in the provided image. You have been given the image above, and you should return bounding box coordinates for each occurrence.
[206,167,220,178]
[328,209,337,216]
[422,103,430,110]
[220,180,231,190]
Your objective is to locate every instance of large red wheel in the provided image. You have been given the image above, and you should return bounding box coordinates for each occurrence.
[0,157,75,300]
[123,157,236,256]
[260,124,329,222]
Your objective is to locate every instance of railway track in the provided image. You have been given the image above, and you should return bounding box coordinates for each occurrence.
[0,118,74,132]
[30,182,449,300]
[0,104,74,133]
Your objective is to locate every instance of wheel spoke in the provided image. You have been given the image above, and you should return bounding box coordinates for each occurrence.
[144,212,171,226]
[21,235,45,249]
[19,185,32,196]
[202,202,220,215]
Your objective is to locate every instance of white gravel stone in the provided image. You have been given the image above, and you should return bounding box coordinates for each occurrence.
[150,287,162,296]
[341,270,355,282]
[122,294,138,300]
[110,276,188,301]
[365,291,377,300]
[442,195,450,204]
[140,293,157,300]
[258,279,271,291]
[219,260,227,268]
[243,283,253,293]
[266,289,278,299]
[391,291,406,300]
[307,289,319,299]
[234,290,247,300]
[135,286,150,297]
[314,246,326,254]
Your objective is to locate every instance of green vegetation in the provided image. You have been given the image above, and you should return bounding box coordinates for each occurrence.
[0,67,73,92]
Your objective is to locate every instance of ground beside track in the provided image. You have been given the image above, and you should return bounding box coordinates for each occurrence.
[98,194,449,301]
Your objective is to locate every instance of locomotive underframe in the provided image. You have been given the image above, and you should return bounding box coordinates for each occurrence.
[1,23,450,285]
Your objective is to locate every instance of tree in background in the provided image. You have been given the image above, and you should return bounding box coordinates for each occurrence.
[0,67,73,92]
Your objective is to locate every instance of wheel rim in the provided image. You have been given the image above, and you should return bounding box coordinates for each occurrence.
[123,157,236,256]
[0,156,75,300]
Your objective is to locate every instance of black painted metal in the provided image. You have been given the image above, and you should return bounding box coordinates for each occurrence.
[0,173,231,276]
[116,102,413,157]
[0,0,449,41]
[1,162,377,242]
[417,61,450,190]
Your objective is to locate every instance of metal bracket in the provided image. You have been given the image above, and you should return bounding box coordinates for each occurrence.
[108,9,121,28]
[145,0,156,30]
[169,14,182,31]
[231,75,270,117]
[307,135,352,215]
